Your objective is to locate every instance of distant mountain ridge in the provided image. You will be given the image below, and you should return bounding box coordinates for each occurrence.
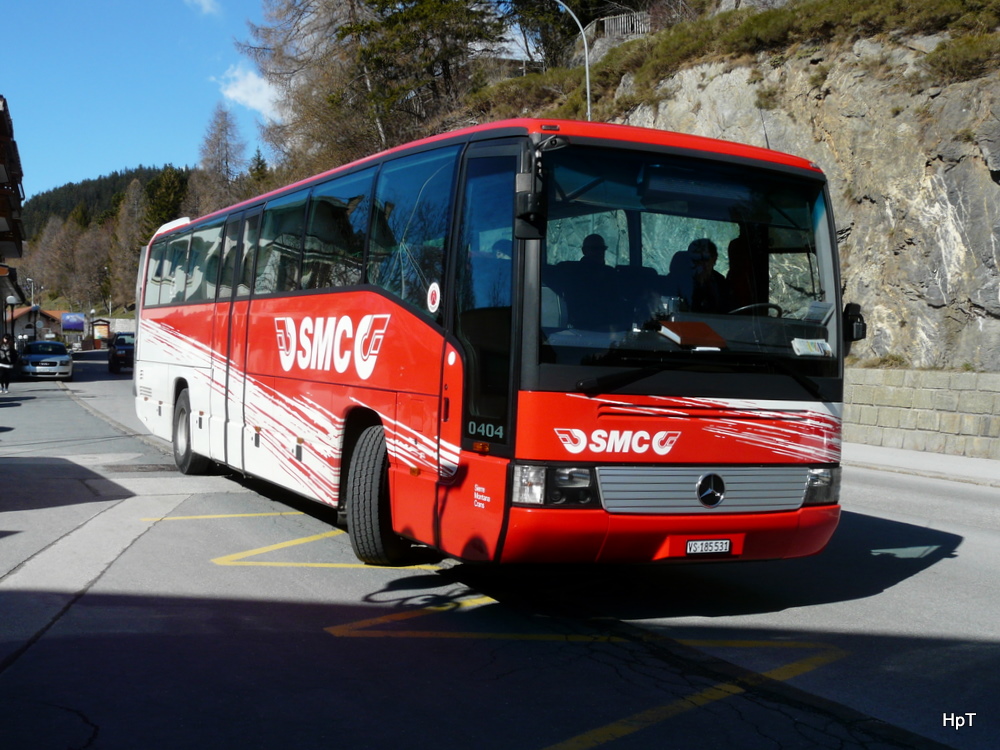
[22,165,167,238]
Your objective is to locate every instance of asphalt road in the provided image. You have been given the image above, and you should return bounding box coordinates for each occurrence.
[0,349,997,749]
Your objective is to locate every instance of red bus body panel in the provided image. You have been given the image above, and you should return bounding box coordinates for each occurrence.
[515,391,841,465]
[497,390,841,563]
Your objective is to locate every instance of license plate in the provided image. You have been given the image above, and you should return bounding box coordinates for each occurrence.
[686,539,731,555]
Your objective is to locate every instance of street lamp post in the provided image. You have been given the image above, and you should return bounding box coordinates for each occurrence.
[551,0,592,121]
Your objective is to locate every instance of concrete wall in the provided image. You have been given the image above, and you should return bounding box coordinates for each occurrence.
[844,369,1000,460]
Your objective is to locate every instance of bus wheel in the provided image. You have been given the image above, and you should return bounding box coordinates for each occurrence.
[173,389,212,475]
[346,425,411,566]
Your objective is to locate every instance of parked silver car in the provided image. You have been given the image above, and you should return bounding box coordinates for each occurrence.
[18,341,74,381]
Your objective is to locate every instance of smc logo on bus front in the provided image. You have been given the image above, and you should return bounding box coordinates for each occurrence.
[555,428,682,456]
[275,314,390,379]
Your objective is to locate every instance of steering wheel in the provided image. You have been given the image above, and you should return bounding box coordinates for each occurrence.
[729,302,783,317]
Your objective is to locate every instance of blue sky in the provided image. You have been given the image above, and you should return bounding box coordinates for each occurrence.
[4,0,278,200]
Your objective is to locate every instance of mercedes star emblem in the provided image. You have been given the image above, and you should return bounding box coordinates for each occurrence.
[696,473,726,508]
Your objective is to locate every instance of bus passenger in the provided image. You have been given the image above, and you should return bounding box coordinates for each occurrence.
[557,234,621,329]
[727,230,756,310]
[689,238,734,314]
[662,250,695,309]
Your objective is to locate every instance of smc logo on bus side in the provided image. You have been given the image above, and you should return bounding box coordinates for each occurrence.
[554,428,681,456]
[275,314,390,379]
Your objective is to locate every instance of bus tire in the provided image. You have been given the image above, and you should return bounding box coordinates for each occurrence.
[173,389,212,475]
[346,425,411,566]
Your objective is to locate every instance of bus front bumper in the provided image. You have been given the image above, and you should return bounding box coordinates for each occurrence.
[499,504,840,564]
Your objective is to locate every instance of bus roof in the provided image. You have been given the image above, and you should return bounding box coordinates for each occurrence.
[447,118,822,173]
[152,118,823,241]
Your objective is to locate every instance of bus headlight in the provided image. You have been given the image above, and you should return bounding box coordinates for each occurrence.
[513,465,599,508]
[514,465,547,505]
[803,467,841,506]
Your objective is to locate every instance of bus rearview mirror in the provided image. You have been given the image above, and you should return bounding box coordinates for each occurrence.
[843,302,867,342]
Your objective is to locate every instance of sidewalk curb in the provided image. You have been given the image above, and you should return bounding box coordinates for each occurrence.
[842,443,1000,489]
[841,458,1000,488]
[59,380,172,458]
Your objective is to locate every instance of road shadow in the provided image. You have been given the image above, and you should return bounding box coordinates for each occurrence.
[0,586,988,750]
[0,393,36,409]
[0,456,136,511]
[226,467,961,621]
[442,510,961,620]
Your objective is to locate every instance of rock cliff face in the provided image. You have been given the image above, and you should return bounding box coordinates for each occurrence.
[615,34,1000,371]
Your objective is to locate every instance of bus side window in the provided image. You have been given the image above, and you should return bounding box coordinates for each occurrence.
[302,168,373,290]
[236,214,261,298]
[255,190,308,295]
[164,234,191,305]
[185,223,224,303]
[218,216,242,300]
[145,240,167,306]
[368,146,461,315]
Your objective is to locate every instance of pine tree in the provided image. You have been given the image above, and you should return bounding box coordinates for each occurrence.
[143,166,189,241]
[248,147,269,184]
[341,0,505,137]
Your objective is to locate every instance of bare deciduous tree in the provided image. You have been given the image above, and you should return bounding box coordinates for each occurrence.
[110,179,147,309]
[187,104,248,217]
[68,222,113,314]
[239,0,380,180]
[241,1,507,179]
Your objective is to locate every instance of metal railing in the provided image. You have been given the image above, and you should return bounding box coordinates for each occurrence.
[585,11,651,41]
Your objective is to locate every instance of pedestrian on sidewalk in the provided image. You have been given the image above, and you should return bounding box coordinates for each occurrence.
[0,334,17,393]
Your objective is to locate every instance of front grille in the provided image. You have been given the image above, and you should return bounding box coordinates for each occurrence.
[597,465,809,514]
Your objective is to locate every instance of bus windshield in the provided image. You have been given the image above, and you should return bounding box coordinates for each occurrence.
[537,145,840,388]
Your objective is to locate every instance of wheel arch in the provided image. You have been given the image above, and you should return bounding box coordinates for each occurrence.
[172,376,191,409]
[339,406,384,511]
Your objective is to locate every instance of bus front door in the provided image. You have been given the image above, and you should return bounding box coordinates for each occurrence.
[433,146,520,561]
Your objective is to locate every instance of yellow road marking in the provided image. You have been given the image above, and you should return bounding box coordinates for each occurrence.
[211,530,439,570]
[541,642,847,750]
[144,510,445,569]
[212,530,345,566]
[325,596,627,641]
[143,512,305,521]
[325,596,494,636]
[145,512,438,569]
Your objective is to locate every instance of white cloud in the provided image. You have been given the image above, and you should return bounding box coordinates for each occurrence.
[184,0,222,15]
[217,65,281,123]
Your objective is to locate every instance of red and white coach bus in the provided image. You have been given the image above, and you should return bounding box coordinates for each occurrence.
[134,118,866,565]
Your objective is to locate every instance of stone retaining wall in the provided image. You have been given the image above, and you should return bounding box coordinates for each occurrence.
[844,369,1000,460]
